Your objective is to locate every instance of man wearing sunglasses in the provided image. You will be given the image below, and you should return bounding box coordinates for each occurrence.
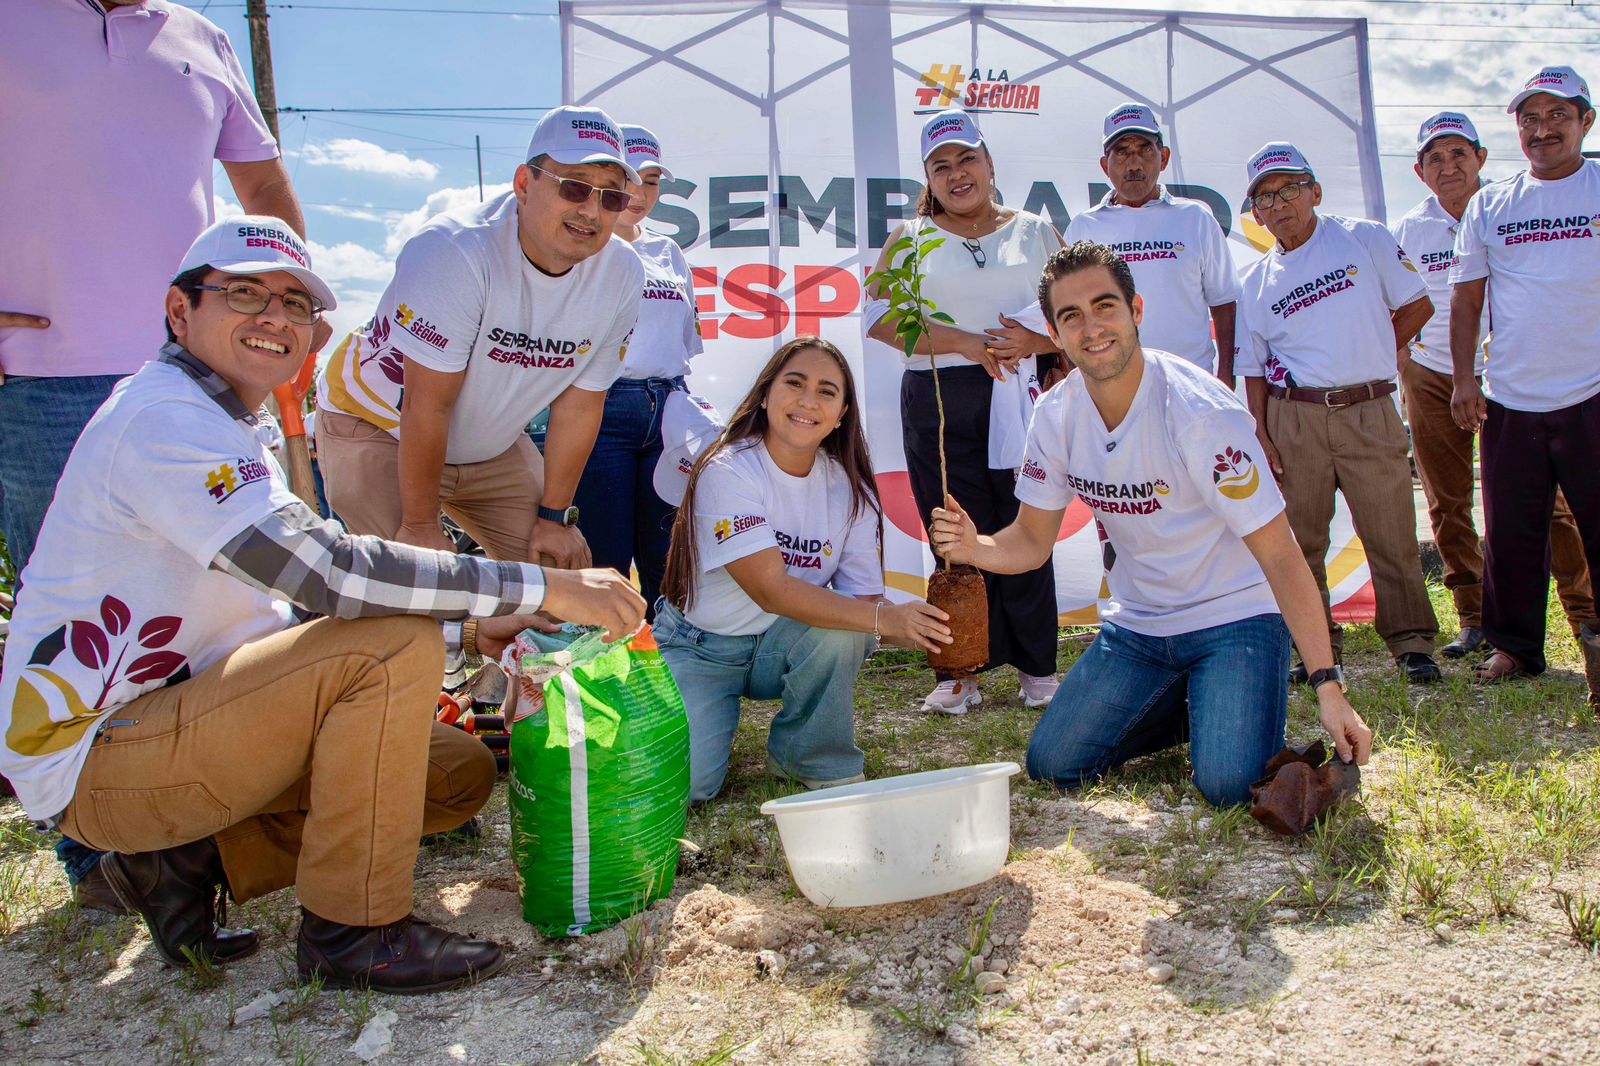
[316,105,645,572]
[0,218,646,993]
[1237,142,1443,686]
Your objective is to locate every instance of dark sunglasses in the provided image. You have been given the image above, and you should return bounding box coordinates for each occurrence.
[527,163,633,212]
[194,282,322,324]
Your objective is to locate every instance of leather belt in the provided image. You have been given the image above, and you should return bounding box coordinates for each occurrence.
[1266,380,1397,408]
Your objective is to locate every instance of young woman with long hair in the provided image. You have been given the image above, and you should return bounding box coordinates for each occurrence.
[657,337,952,802]
[866,108,1065,714]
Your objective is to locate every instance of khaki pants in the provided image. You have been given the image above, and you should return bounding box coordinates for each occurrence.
[317,409,544,562]
[1401,360,1595,630]
[61,616,494,927]
[1266,394,1438,658]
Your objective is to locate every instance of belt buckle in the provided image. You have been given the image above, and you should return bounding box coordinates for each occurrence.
[1323,389,1344,408]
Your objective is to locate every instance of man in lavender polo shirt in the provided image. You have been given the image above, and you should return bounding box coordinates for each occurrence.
[0,0,320,908]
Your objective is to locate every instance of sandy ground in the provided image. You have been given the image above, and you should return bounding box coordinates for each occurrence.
[1,776,1596,1066]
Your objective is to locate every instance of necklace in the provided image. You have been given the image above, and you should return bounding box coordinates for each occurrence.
[942,205,1002,237]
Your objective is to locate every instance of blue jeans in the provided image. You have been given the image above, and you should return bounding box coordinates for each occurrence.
[653,601,870,802]
[573,377,683,618]
[0,373,125,576]
[1025,613,1290,807]
[0,372,125,884]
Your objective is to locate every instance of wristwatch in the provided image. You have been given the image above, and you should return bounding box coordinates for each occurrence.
[1308,665,1347,694]
[538,504,580,527]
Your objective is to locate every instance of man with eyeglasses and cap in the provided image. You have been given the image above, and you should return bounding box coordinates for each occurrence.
[0,218,645,992]
[1448,67,1600,704]
[316,105,645,571]
[1237,142,1442,686]
[1064,104,1240,384]
[1392,111,1597,664]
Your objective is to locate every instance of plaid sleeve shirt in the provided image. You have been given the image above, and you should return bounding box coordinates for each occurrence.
[155,344,545,619]
[212,500,546,620]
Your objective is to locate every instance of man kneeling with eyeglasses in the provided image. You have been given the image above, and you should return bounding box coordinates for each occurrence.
[0,218,645,993]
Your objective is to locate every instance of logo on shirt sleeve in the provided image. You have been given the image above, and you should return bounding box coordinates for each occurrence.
[1212,446,1261,500]
[205,457,273,504]
[1020,457,1048,482]
[394,304,448,350]
[1396,248,1419,272]
[713,515,767,543]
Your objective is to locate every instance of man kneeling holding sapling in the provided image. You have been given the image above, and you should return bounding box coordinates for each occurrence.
[931,241,1371,806]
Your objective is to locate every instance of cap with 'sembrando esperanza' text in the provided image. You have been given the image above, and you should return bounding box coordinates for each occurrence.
[920,109,984,161]
[526,105,640,183]
[1416,111,1481,155]
[621,124,673,183]
[176,216,337,310]
[1102,102,1163,151]
[1506,66,1591,114]
[1244,141,1314,196]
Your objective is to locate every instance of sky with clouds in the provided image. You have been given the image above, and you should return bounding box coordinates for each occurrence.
[191,0,1600,343]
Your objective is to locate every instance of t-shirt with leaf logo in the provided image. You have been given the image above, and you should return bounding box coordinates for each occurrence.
[0,361,298,820]
[1015,350,1284,637]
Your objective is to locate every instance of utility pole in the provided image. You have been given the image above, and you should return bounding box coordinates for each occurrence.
[476,135,485,202]
[243,0,318,508]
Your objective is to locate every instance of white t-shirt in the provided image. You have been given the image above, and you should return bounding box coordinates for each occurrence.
[1391,194,1485,376]
[620,227,703,380]
[1064,189,1240,370]
[1015,350,1285,638]
[318,191,643,464]
[0,361,300,820]
[1238,214,1427,388]
[686,440,884,637]
[1450,160,1600,412]
[891,211,1059,372]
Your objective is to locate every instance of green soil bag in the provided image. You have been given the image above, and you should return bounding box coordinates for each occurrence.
[504,624,690,937]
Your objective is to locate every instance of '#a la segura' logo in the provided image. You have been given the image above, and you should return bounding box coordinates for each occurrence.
[913,64,1042,116]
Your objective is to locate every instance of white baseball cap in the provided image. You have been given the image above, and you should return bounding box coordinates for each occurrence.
[653,392,725,507]
[177,216,337,311]
[621,124,673,182]
[1416,112,1481,155]
[919,109,984,161]
[1102,102,1162,151]
[1507,66,1591,114]
[525,105,640,183]
[1244,141,1314,195]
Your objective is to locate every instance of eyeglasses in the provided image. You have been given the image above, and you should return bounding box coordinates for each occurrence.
[1250,180,1315,212]
[961,239,986,269]
[527,163,633,212]
[194,282,322,324]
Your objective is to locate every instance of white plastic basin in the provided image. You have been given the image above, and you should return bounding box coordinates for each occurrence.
[759,762,1020,908]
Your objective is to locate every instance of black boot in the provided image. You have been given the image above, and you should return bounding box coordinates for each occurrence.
[297,908,506,995]
[98,838,257,968]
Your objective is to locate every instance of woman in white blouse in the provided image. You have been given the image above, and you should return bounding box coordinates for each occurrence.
[866,109,1064,715]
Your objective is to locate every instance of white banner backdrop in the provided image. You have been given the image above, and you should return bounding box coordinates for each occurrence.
[563,0,1384,622]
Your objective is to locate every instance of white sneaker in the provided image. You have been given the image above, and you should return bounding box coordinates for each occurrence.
[922,679,981,715]
[1019,672,1060,708]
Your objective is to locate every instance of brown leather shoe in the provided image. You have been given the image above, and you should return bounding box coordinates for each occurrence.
[98,838,258,968]
[72,862,134,916]
[1580,625,1600,710]
[297,909,506,995]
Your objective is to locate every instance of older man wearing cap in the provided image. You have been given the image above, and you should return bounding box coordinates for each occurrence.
[1392,111,1597,662]
[1063,104,1240,383]
[0,217,645,992]
[573,125,703,618]
[1448,67,1600,703]
[317,105,645,570]
[1237,142,1442,685]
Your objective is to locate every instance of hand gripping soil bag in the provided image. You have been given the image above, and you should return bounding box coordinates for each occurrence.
[502,624,690,936]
